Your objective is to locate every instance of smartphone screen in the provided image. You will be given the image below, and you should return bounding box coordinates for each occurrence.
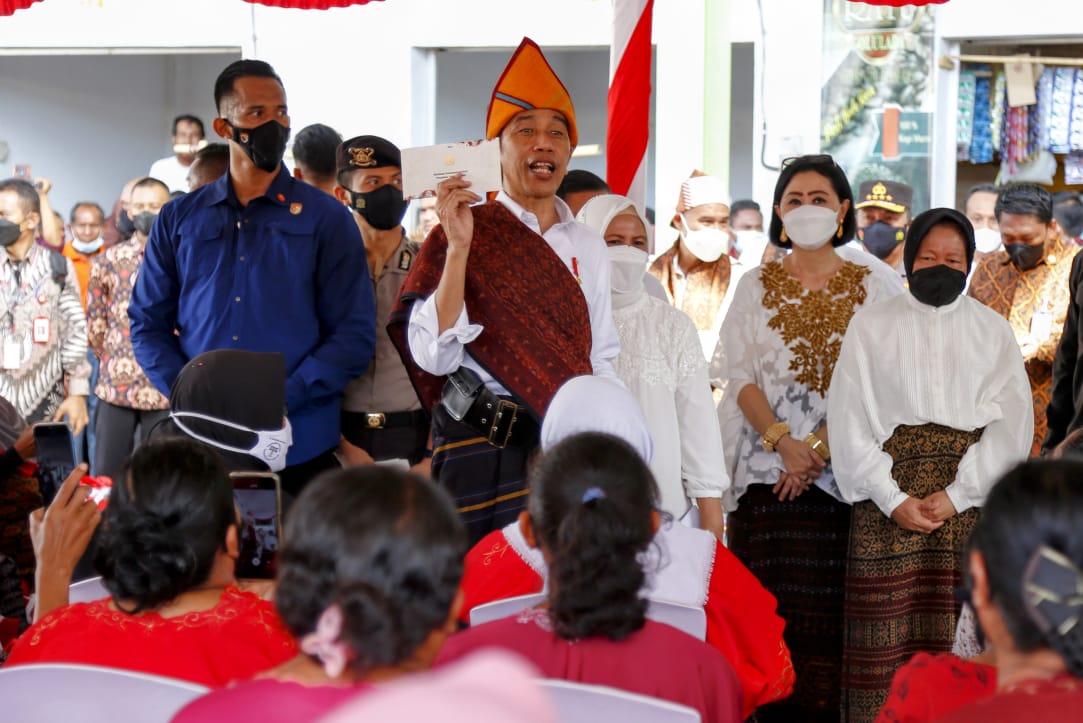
[34,422,76,506]
[231,472,282,580]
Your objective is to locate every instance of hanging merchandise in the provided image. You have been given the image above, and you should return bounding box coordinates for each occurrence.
[957,69,976,161]
[969,68,994,164]
[1048,67,1075,154]
[1071,70,1083,152]
[1038,68,1055,151]
[990,70,1007,157]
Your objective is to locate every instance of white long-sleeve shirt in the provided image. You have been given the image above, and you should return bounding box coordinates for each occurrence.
[828,292,1033,516]
[407,192,621,396]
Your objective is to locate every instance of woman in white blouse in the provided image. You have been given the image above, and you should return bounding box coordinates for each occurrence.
[714,155,900,722]
[828,207,1032,721]
[576,194,728,538]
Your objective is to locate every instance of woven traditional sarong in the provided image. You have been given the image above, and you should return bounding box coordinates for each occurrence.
[842,422,982,722]
[728,483,850,722]
[430,404,536,547]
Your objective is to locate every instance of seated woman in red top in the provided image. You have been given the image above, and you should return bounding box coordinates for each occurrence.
[174,465,470,723]
[438,432,743,723]
[935,459,1083,723]
[5,438,297,686]
[460,377,793,717]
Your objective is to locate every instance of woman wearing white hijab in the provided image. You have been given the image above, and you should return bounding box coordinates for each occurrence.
[577,194,728,537]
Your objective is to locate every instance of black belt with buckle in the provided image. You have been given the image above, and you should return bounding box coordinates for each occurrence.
[441,368,538,449]
[349,409,429,430]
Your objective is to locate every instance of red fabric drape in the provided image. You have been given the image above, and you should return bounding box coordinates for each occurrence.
[240,0,383,7]
[0,0,43,16]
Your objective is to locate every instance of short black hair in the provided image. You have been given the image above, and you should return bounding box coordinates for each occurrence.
[275,466,467,673]
[730,199,761,216]
[0,178,40,217]
[529,432,658,642]
[1054,195,1083,239]
[292,124,342,182]
[557,169,609,200]
[969,459,1083,675]
[69,201,105,225]
[94,438,234,615]
[995,183,1053,224]
[172,114,205,137]
[963,182,999,211]
[769,154,856,248]
[214,59,283,114]
[132,177,170,196]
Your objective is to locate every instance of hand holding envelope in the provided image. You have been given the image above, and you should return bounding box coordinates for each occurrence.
[401,139,503,200]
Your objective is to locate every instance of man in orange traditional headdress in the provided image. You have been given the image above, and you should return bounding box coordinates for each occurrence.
[389,38,623,544]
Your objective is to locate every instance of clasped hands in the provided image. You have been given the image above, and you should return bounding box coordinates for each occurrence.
[772,435,826,501]
[890,491,957,534]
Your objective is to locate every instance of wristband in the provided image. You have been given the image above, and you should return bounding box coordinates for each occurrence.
[761,422,790,452]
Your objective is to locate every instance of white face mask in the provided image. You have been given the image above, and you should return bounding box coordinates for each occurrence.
[782,205,840,250]
[974,227,1003,254]
[72,236,104,255]
[608,244,648,308]
[679,214,729,262]
[170,411,293,472]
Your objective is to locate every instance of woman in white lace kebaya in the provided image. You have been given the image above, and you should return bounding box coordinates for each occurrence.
[712,155,901,722]
[577,195,728,539]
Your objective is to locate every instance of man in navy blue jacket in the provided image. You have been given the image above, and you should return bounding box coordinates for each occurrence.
[129,59,375,494]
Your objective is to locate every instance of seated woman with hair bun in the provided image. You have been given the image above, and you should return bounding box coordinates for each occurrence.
[173,465,469,722]
[931,459,1083,722]
[438,432,743,723]
[4,437,297,686]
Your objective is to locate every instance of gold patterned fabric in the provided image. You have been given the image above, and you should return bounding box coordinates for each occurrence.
[648,241,732,331]
[967,237,1079,455]
[761,259,870,395]
[841,422,983,723]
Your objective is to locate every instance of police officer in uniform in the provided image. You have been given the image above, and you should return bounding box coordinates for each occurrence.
[334,135,431,469]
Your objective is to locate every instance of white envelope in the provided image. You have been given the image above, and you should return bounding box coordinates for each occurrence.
[401,139,502,200]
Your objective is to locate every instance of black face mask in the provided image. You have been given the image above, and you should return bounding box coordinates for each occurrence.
[908,264,966,307]
[860,221,907,260]
[1006,242,1046,272]
[348,184,408,231]
[0,219,22,247]
[116,209,135,239]
[132,211,157,237]
[228,119,290,174]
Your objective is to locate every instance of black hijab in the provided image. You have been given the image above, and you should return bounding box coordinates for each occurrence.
[903,207,977,279]
[156,350,287,471]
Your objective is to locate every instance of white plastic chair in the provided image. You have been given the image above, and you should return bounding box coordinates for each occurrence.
[539,679,702,723]
[469,592,546,626]
[470,594,707,640]
[645,599,707,640]
[68,576,109,604]
[0,663,209,723]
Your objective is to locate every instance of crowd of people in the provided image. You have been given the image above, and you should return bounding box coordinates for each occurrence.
[2,36,1083,722]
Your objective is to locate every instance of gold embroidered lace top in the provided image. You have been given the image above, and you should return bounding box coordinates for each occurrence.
[761,260,870,394]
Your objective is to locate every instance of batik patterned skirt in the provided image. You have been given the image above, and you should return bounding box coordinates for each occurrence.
[842,422,982,722]
[728,483,851,722]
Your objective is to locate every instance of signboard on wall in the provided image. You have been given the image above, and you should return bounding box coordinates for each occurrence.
[821,0,937,215]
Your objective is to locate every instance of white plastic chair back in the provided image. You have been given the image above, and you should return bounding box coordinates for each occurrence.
[0,663,209,723]
[469,592,546,626]
[539,679,701,723]
[68,576,109,604]
[645,599,707,640]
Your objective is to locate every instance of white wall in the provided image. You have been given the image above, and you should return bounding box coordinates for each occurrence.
[0,52,236,217]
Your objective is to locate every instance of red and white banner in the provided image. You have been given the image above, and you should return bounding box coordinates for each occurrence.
[607,0,653,208]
